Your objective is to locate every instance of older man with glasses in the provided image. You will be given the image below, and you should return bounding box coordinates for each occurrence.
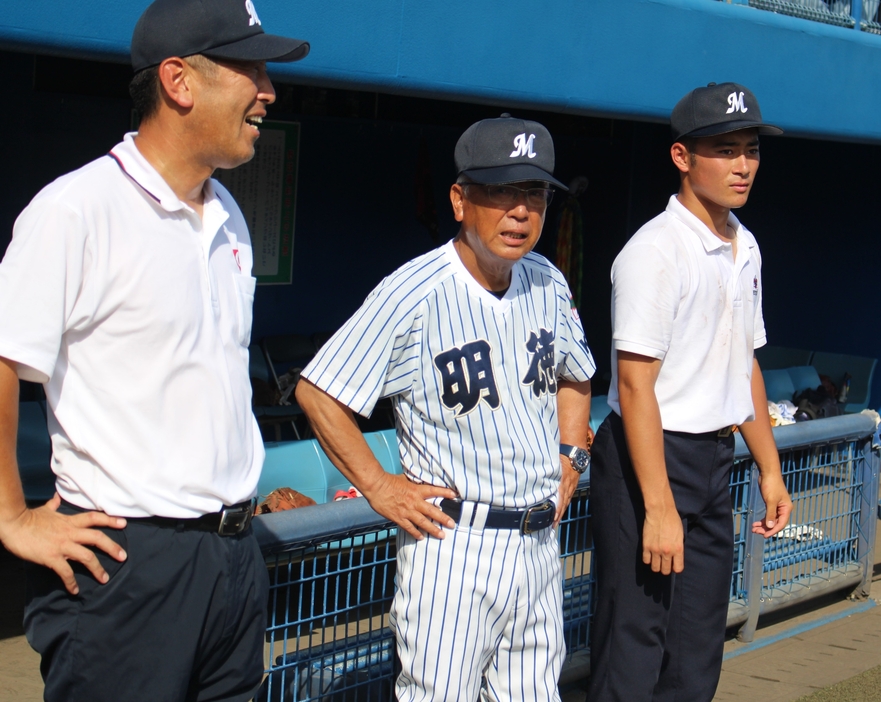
[296,113,596,701]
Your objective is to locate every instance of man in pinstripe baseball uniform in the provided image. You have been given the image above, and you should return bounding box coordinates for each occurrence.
[297,114,595,701]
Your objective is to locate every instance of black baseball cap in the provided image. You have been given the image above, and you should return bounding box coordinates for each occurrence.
[131,0,310,73]
[671,82,782,142]
[455,114,568,191]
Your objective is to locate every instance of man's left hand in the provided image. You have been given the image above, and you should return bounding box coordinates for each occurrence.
[751,472,792,538]
[554,459,581,526]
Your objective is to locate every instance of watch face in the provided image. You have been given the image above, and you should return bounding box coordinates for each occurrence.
[571,448,590,473]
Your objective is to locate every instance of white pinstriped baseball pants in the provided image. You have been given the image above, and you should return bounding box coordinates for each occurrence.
[390,503,564,702]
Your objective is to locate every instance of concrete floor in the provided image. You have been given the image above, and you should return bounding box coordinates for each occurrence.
[0,548,41,702]
[562,520,881,702]
[716,594,881,701]
[797,664,881,701]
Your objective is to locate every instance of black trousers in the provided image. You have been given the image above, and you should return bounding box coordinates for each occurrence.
[24,502,269,702]
[587,412,735,702]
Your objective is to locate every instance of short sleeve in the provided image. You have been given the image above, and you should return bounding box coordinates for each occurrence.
[301,274,424,417]
[611,241,680,360]
[751,249,767,350]
[0,198,91,383]
[555,284,596,382]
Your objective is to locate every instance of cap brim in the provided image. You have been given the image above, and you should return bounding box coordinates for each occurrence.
[202,34,310,63]
[675,120,783,141]
[460,164,568,191]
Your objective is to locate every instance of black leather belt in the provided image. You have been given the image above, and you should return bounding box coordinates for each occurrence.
[136,499,256,536]
[667,426,735,440]
[440,499,555,535]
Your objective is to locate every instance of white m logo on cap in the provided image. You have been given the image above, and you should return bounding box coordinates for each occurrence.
[726,91,748,115]
[510,133,537,159]
[245,0,262,26]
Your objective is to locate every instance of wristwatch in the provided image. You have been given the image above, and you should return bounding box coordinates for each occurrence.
[560,443,590,474]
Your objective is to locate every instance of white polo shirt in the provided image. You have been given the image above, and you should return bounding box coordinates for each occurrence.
[608,195,767,433]
[0,133,264,517]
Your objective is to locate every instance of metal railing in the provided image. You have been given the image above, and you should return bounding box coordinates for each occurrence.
[253,413,880,699]
[721,0,881,32]
[728,414,880,641]
[257,498,398,701]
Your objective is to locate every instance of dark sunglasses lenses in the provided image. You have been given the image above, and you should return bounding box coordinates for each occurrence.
[469,184,554,207]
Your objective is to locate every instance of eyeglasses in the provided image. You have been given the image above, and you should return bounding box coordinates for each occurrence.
[463,183,554,208]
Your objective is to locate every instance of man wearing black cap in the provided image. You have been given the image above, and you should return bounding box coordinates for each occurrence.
[0,1,308,699]
[296,114,595,701]
[587,83,793,701]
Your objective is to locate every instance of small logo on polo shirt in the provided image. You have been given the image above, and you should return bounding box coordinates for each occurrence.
[569,293,580,322]
[726,91,748,115]
[245,0,262,26]
[510,133,537,159]
[753,276,758,297]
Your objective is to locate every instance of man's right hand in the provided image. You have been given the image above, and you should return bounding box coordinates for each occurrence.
[0,493,127,595]
[642,500,684,575]
[361,472,457,541]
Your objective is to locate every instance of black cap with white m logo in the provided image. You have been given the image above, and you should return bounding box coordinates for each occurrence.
[670,82,783,142]
[455,114,568,190]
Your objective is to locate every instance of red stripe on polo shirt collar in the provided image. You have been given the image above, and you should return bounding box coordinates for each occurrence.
[107,151,162,204]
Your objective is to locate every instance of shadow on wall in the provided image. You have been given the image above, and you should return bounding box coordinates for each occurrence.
[4,49,881,408]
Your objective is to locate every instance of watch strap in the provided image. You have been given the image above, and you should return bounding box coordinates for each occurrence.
[560,443,578,458]
[560,443,590,474]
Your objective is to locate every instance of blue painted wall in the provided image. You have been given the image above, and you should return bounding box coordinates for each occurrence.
[4,45,880,406]
[3,0,881,142]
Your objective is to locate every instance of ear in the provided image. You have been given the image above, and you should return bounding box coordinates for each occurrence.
[670,142,691,174]
[450,184,466,223]
[156,57,195,110]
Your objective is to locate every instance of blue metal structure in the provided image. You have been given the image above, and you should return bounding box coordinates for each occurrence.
[253,414,880,698]
[4,1,881,142]
[730,414,880,641]
[256,481,596,701]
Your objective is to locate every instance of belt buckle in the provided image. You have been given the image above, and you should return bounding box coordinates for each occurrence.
[217,503,254,536]
[717,426,734,438]
[520,501,553,535]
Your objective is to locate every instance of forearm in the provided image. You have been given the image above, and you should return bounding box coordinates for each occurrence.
[296,378,457,539]
[553,378,592,522]
[740,356,791,535]
[738,356,782,478]
[617,356,673,512]
[557,379,591,447]
[294,378,389,498]
[0,357,26,529]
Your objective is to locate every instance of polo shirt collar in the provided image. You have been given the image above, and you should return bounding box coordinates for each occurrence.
[108,133,194,214]
[666,195,746,254]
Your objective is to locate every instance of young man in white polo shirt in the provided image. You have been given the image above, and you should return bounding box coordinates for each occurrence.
[0,1,308,699]
[587,83,793,702]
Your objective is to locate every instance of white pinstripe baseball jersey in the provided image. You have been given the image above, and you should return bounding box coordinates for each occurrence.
[302,239,596,509]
